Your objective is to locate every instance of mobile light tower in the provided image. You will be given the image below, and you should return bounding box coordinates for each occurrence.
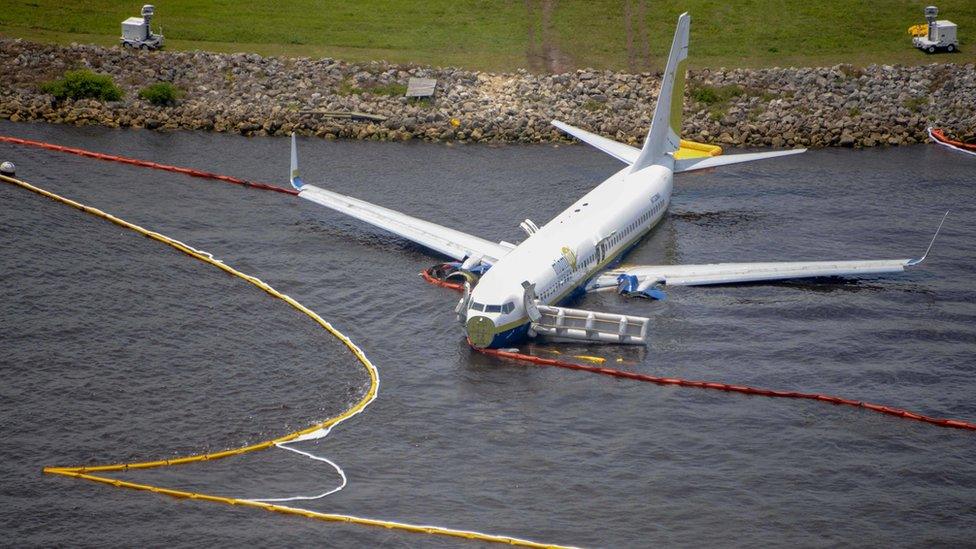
[121,4,164,50]
[911,5,958,53]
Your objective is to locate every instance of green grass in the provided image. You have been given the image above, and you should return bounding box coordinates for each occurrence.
[2,0,974,71]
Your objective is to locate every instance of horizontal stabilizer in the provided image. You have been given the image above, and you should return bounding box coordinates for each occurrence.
[552,120,639,164]
[553,120,725,165]
[674,149,806,173]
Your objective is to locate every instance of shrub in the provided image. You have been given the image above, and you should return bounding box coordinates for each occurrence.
[690,84,744,105]
[688,83,746,121]
[138,82,184,106]
[40,70,123,102]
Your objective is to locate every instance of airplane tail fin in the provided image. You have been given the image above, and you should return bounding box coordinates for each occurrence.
[554,14,804,173]
[630,12,690,173]
[290,133,304,190]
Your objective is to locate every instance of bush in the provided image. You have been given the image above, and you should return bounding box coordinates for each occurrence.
[138,82,184,106]
[41,70,123,102]
[690,84,744,105]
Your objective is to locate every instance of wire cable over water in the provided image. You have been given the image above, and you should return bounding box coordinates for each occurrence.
[2,173,566,549]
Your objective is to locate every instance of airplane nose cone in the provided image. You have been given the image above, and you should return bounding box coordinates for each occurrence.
[466,315,496,348]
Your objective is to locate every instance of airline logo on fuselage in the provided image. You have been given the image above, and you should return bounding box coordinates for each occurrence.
[560,246,577,270]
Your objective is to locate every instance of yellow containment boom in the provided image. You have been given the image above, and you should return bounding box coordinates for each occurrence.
[675,139,723,159]
[1,172,566,549]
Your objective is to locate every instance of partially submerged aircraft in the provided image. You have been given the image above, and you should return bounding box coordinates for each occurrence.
[289,13,944,349]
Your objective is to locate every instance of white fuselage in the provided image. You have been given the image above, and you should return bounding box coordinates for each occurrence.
[465,162,674,347]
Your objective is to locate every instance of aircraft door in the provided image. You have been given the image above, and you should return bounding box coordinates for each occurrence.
[455,281,472,323]
[595,235,610,265]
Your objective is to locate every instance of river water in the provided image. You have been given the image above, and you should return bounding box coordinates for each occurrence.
[2,120,974,547]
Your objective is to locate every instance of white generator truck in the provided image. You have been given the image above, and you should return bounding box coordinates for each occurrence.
[911,6,958,53]
[121,5,164,50]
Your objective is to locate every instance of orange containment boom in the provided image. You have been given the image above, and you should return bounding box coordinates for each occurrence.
[0,135,299,195]
[928,128,976,157]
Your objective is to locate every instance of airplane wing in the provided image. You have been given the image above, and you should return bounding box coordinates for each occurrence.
[297,185,510,263]
[590,259,919,289]
[587,213,947,291]
[289,135,509,264]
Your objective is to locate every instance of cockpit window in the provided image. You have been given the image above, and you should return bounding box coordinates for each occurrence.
[472,302,515,314]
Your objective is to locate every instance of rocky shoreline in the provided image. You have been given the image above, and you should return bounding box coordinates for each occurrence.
[1,37,974,147]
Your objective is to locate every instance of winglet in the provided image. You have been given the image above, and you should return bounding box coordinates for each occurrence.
[907,211,949,266]
[290,132,304,190]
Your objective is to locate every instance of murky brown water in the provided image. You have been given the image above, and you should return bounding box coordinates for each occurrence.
[2,120,975,547]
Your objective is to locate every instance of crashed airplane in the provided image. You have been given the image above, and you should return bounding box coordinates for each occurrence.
[288,13,944,348]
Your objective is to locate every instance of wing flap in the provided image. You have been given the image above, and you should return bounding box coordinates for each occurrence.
[299,184,508,263]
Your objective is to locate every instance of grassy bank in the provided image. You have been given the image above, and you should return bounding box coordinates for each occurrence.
[1,0,974,71]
